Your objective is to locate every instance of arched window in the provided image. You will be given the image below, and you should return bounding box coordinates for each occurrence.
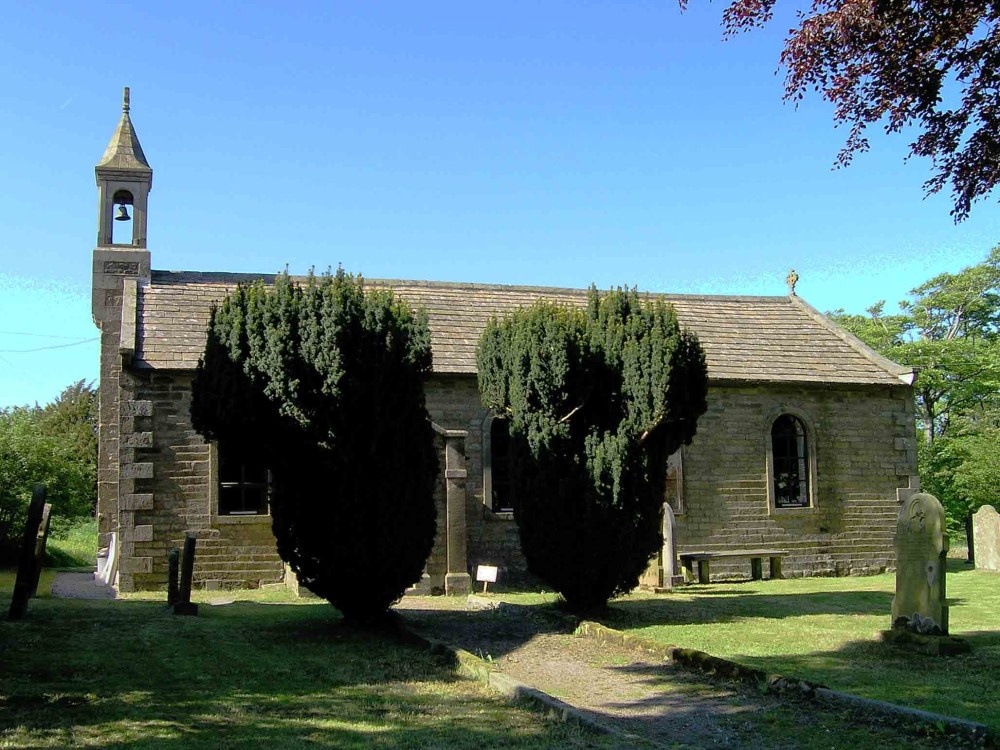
[111,189,134,245]
[770,414,810,508]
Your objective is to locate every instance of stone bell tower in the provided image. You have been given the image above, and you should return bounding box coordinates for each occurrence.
[92,87,153,590]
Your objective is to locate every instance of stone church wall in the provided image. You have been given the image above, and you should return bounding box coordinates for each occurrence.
[105,369,914,590]
[677,382,916,578]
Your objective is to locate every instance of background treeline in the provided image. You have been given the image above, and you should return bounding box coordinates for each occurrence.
[0,380,97,562]
[830,247,1000,534]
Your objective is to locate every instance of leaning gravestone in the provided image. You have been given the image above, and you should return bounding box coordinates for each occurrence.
[8,485,48,621]
[28,502,53,598]
[972,505,1000,572]
[891,492,949,635]
[173,534,198,616]
[166,547,180,607]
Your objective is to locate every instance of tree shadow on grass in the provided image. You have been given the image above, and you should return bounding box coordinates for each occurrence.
[0,596,607,750]
[599,588,893,630]
[395,597,578,663]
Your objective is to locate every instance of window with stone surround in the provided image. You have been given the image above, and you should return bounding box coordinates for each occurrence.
[665,448,684,515]
[483,415,516,515]
[217,445,270,516]
[769,413,812,509]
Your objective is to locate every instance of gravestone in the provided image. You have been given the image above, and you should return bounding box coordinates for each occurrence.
[972,505,1000,572]
[167,547,180,607]
[638,503,682,591]
[173,534,198,616]
[660,503,682,589]
[891,492,949,635]
[8,485,48,620]
[29,502,53,597]
[965,511,975,565]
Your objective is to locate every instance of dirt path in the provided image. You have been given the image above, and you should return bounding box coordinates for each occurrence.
[49,570,117,600]
[394,597,771,748]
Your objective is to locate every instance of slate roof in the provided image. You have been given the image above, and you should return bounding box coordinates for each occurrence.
[134,270,913,386]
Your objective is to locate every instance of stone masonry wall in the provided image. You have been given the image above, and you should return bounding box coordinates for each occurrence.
[115,368,914,590]
[423,376,525,581]
[92,247,151,592]
[677,382,917,578]
[424,376,916,584]
[128,372,284,590]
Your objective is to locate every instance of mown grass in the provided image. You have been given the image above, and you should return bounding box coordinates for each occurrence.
[44,518,97,569]
[590,558,1000,732]
[0,573,617,750]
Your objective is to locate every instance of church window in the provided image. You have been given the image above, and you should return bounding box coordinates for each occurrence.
[218,445,270,516]
[483,415,516,514]
[665,449,684,514]
[770,414,811,509]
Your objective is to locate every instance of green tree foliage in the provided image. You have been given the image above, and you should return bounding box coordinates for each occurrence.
[830,247,1000,532]
[191,270,438,622]
[0,380,97,562]
[717,0,1000,220]
[477,288,708,612]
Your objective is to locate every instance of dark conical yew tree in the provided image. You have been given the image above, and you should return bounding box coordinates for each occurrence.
[476,287,708,613]
[191,269,438,623]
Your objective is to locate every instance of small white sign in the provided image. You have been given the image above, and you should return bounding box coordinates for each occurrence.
[476,565,498,583]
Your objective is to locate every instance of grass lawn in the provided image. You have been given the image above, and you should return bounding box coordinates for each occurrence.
[0,572,616,750]
[590,557,1000,732]
[44,518,98,569]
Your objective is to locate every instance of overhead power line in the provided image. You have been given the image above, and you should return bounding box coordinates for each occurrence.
[0,338,99,353]
[0,330,93,340]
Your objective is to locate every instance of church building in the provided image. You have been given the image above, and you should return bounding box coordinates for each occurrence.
[92,90,919,593]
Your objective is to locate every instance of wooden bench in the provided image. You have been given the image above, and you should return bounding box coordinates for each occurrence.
[679,549,789,584]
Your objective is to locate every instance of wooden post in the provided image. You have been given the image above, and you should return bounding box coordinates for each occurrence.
[167,547,180,607]
[9,485,47,620]
[173,534,198,616]
[28,503,53,598]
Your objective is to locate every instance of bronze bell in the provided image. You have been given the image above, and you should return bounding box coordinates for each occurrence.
[115,203,131,222]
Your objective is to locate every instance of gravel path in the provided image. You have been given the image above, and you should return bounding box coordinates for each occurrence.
[49,571,117,600]
[394,596,771,748]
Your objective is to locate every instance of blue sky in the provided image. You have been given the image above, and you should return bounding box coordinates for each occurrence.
[2,2,998,408]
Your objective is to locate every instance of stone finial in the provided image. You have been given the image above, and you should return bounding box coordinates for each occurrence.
[123,86,130,113]
[786,269,799,296]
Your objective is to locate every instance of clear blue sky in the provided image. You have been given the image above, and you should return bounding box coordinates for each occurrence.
[2,2,998,408]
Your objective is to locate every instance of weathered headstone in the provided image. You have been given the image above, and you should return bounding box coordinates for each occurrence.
[28,503,53,598]
[8,485,47,620]
[891,492,949,635]
[167,547,180,607]
[661,503,682,589]
[173,534,198,616]
[638,503,682,591]
[972,505,1000,572]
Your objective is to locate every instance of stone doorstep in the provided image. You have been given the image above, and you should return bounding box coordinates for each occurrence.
[573,621,992,747]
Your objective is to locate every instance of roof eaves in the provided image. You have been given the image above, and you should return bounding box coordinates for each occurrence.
[787,294,915,385]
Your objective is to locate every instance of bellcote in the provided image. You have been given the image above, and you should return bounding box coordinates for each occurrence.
[96,87,152,248]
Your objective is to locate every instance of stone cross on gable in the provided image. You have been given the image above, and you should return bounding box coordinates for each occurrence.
[785,269,799,295]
